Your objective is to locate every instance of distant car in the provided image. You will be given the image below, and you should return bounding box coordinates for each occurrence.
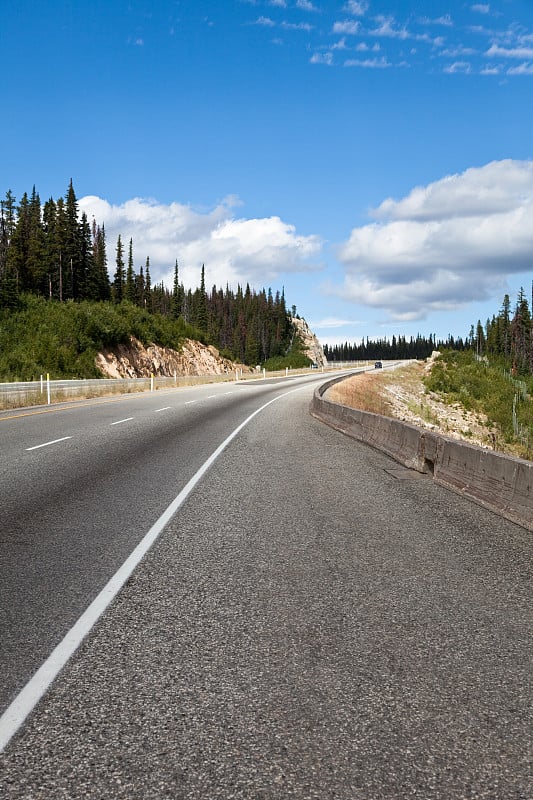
[374,361,383,369]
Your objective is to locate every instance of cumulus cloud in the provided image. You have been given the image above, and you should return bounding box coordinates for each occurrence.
[343,1,368,15]
[78,196,323,290]
[332,20,359,35]
[310,51,333,65]
[486,43,533,59]
[507,62,533,75]
[336,160,533,321]
[370,16,409,40]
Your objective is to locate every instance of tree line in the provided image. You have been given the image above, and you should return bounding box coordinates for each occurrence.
[325,289,533,377]
[323,333,467,363]
[471,287,533,375]
[0,181,293,365]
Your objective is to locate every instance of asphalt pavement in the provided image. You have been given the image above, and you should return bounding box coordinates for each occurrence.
[0,379,531,798]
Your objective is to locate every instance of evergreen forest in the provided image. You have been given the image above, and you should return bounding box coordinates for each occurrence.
[325,289,533,378]
[0,182,298,375]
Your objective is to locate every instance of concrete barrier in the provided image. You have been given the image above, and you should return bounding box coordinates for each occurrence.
[310,376,533,532]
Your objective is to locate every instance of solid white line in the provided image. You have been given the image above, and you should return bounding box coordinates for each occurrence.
[26,437,72,451]
[154,407,172,413]
[0,384,307,753]
[110,417,134,426]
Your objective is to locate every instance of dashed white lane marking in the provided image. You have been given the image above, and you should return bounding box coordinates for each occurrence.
[110,417,134,426]
[26,437,72,451]
[207,394,218,399]
[154,407,172,413]
[185,400,196,405]
[0,384,308,753]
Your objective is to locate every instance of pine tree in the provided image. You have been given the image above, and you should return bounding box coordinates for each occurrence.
[64,179,81,299]
[125,238,136,303]
[171,260,182,319]
[195,263,208,332]
[511,288,531,374]
[144,257,151,309]
[90,221,110,301]
[78,212,94,300]
[113,234,126,302]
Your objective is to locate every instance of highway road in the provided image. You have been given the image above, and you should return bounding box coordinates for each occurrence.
[0,374,530,798]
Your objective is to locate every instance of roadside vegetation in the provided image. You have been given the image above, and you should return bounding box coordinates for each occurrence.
[262,334,313,371]
[329,354,532,460]
[0,294,204,381]
[424,349,532,456]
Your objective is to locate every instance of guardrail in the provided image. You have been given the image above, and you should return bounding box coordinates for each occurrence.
[310,373,533,533]
[0,364,369,411]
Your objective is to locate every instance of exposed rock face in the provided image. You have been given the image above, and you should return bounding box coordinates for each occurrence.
[292,316,327,368]
[96,337,249,379]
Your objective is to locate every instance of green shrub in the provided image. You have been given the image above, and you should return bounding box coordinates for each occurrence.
[425,349,532,452]
[0,295,195,380]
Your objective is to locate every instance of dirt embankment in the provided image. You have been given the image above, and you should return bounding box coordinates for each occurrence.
[96,337,251,379]
[327,360,498,451]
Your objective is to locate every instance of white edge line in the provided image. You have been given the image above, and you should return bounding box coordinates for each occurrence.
[25,437,72,451]
[0,384,307,753]
[110,417,134,426]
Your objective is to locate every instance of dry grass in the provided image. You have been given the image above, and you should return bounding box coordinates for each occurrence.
[327,362,503,452]
[327,364,418,415]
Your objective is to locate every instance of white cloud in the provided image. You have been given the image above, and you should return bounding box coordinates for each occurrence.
[443,61,471,73]
[332,20,359,35]
[310,51,333,65]
[336,160,533,321]
[332,37,348,50]
[441,46,477,57]
[472,4,490,13]
[268,0,286,6]
[344,56,391,68]
[507,62,533,75]
[296,0,317,10]
[486,43,533,59]
[254,16,275,27]
[312,317,363,328]
[434,15,453,27]
[78,196,323,290]
[370,16,409,40]
[281,21,313,31]
[343,1,368,15]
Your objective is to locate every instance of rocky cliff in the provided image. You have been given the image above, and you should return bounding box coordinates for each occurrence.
[292,317,328,368]
[96,337,250,379]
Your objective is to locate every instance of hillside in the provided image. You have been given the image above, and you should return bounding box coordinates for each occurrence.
[328,354,533,461]
[0,295,317,381]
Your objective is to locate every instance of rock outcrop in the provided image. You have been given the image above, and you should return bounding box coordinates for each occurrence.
[292,317,327,368]
[96,337,249,379]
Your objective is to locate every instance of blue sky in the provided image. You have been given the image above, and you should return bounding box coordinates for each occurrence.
[2,1,533,346]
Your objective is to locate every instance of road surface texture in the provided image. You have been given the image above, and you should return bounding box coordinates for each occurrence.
[0,376,531,798]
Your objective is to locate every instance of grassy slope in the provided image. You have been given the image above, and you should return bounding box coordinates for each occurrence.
[0,295,205,381]
[424,350,533,452]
